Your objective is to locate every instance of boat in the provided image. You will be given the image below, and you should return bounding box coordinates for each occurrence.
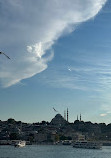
[73,141,102,149]
[62,140,72,145]
[14,141,26,147]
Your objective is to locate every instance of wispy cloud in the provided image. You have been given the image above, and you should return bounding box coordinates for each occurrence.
[100,113,107,117]
[40,57,111,92]
[0,0,107,87]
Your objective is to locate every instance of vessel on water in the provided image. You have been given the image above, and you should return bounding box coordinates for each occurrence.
[62,140,72,145]
[73,141,102,149]
[14,141,26,147]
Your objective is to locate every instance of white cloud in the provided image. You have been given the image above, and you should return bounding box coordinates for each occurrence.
[27,42,44,59]
[100,113,107,117]
[0,0,107,87]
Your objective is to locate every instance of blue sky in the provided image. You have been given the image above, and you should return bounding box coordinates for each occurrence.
[0,0,111,124]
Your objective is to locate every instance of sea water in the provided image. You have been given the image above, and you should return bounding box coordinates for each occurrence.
[0,145,111,158]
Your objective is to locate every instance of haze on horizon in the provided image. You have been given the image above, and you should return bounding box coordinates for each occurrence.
[0,0,111,124]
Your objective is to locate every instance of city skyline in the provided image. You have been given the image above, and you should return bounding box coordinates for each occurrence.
[0,0,111,124]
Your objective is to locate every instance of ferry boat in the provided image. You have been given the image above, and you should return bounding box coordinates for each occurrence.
[14,141,26,147]
[73,141,102,149]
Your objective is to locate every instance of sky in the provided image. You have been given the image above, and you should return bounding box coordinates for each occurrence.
[0,0,111,124]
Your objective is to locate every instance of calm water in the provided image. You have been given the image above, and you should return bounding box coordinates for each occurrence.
[0,145,111,158]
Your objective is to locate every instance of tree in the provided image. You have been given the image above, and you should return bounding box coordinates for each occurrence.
[7,118,16,124]
[10,133,19,140]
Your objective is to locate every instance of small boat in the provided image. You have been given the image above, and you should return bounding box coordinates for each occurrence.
[62,140,72,145]
[73,141,102,149]
[14,141,26,147]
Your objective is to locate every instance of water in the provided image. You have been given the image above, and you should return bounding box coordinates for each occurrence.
[0,145,111,158]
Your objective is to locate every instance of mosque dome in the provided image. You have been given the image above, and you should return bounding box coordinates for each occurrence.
[50,114,67,126]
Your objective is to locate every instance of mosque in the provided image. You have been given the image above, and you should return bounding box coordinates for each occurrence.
[51,108,82,126]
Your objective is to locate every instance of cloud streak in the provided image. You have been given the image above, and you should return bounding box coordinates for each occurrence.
[0,0,107,87]
[100,113,107,117]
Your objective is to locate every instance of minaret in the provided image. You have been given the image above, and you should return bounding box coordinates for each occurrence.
[64,110,66,120]
[80,113,81,121]
[67,108,68,122]
[77,115,78,120]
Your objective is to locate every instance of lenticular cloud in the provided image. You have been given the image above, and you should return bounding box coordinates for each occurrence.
[0,0,107,87]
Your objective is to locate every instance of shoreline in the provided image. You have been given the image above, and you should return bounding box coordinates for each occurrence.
[0,140,111,146]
